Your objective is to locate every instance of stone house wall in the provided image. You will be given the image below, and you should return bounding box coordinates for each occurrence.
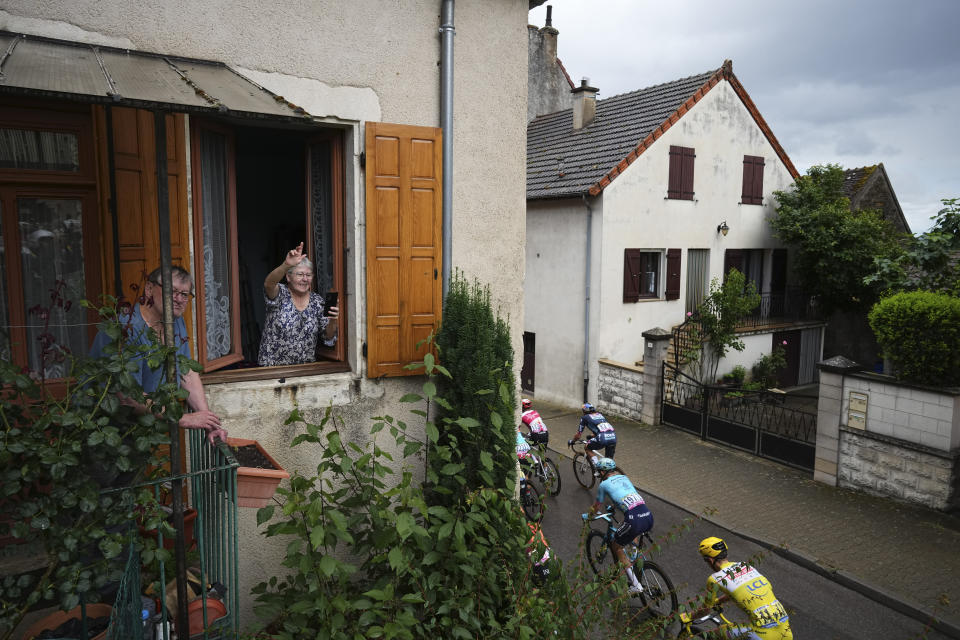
[597,359,644,421]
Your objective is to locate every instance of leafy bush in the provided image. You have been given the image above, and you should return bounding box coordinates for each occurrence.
[432,272,516,501]
[868,291,960,386]
[0,294,181,638]
[251,358,671,639]
[752,345,787,389]
[722,365,747,385]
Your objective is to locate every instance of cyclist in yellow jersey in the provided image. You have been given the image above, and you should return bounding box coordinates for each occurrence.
[689,537,793,639]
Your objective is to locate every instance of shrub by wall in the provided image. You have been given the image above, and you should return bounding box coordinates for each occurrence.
[868,291,960,386]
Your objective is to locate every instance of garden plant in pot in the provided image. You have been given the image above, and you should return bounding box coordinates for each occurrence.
[226,439,289,508]
[0,290,193,640]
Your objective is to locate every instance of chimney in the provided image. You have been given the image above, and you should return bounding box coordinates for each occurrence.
[571,77,599,130]
[539,5,559,63]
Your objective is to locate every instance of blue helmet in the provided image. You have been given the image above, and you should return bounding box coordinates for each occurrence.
[595,457,616,471]
[581,402,595,414]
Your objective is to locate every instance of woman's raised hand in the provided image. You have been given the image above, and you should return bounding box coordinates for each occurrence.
[285,242,305,267]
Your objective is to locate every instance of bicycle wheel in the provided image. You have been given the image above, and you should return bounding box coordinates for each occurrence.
[585,530,616,576]
[635,560,678,617]
[520,480,543,522]
[543,457,561,496]
[573,452,595,489]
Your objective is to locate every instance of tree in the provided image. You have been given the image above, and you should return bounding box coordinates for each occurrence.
[866,197,960,296]
[771,164,906,313]
[687,269,761,384]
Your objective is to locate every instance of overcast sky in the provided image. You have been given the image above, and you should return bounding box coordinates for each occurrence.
[528,0,960,234]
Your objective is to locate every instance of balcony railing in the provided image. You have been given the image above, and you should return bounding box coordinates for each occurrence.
[93,433,239,640]
[735,288,820,329]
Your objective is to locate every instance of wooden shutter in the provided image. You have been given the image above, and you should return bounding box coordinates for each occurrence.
[623,249,642,302]
[97,107,192,353]
[667,146,683,199]
[365,122,442,377]
[724,249,743,280]
[741,155,764,204]
[665,248,681,300]
[668,146,695,200]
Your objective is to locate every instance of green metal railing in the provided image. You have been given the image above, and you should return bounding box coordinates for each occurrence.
[97,433,239,640]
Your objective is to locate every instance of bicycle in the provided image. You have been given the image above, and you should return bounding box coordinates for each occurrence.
[676,605,733,638]
[524,436,561,496]
[518,467,543,522]
[584,505,678,617]
[568,440,621,489]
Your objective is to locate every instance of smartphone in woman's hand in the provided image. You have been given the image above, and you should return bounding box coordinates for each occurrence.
[324,291,338,316]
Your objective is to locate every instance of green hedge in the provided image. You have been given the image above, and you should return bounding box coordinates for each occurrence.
[868,291,960,386]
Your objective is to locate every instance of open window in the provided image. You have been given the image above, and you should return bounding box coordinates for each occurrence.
[191,120,347,379]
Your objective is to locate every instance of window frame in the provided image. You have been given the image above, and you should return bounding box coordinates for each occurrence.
[623,248,662,302]
[0,100,101,377]
[191,120,350,383]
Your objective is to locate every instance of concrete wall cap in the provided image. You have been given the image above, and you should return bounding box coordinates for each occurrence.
[818,355,863,373]
[642,327,672,340]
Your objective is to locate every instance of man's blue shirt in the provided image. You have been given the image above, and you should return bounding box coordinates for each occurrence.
[89,304,190,392]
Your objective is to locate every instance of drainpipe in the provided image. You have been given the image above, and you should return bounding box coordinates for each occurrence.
[582,193,593,403]
[440,0,454,298]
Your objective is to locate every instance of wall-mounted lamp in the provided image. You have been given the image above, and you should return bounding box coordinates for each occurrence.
[717,221,729,236]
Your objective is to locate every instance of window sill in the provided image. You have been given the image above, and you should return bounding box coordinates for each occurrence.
[200,360,351,385]
[624,296,662,303]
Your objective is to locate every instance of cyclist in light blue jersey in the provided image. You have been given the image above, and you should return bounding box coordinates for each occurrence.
[581,458,654,595]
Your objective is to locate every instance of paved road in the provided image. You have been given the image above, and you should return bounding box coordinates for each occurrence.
[534,450,949,639]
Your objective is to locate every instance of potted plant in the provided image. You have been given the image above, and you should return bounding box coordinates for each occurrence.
[20,603,113,640]
[226,438,289,508]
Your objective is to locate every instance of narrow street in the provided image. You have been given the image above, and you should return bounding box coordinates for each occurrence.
[537,454,950,639]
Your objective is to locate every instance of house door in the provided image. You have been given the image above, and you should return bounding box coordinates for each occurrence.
[521,331,535,392]
[685,249,709,314]
[773,330,801,388]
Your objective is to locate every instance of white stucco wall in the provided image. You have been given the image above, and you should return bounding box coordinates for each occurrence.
[1,0,529,628]
[597,82,795,371]
[524,198,597,405]
[526,79,798,406]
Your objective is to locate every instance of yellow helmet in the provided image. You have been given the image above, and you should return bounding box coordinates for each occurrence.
[698,537,728,558]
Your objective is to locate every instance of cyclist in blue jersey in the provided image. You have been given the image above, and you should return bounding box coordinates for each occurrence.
[570,402,616,466]
[581,458,654,595]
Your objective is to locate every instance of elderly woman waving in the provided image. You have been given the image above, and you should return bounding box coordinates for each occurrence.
[257,242,338,366]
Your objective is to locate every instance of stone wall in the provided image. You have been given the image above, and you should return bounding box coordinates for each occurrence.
[816,357,960,512]
[839,426,960,511]
[597,359,644,421]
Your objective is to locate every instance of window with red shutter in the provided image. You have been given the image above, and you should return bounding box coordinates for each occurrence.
[623,249,662,301]
[668,146,695,200]
[741,155,764,204]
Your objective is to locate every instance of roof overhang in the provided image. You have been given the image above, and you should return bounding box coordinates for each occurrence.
[0,31,310,122]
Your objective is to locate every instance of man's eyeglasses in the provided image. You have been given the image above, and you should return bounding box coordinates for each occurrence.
[149,281,195,301]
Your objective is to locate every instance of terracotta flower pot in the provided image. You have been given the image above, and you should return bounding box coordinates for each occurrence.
[21,603,112,640]
[226,438,289,508]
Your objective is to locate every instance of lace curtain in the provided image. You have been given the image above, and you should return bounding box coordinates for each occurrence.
[197,129,233,361]
[310,141,334,295]
[18,198,86,378]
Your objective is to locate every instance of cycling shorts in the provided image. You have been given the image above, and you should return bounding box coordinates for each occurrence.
[527,431,549,446]
[614,504,653,546]
[586,434,616,458]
